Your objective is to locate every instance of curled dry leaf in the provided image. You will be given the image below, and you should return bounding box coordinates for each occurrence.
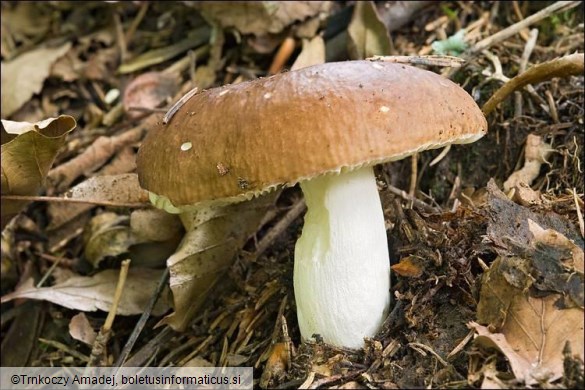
[123,72,179,118]
[193,1,330,36]
[347,0,392,60]
[1,42,72,117]
[160,192,277,331]
[1,115,76,229]
[0,268,170,316]
[83,206,182,269]
[83,212,131,268]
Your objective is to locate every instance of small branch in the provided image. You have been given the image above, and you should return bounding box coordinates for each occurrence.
[367,54,465,67]
[471,1,582,53]
[114,267,170,367]
[88,260,131,367]
[409,153,418,197]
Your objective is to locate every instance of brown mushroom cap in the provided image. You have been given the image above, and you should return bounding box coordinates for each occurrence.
[137,60,487,208]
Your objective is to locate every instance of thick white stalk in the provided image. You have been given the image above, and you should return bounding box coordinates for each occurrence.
[294,166,390,348]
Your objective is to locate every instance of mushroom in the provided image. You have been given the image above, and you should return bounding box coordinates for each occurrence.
[136,61,487,348]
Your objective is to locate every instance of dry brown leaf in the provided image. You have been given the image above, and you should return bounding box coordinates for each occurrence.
[347,1,392,60]
[291,36,325,71]
[47,148,138,231]
[123,72,179,118]
[260,342,289,388]
[471,287,584,385]
[193,1,330,36]
[66,173,149,205]
[0,268,169,316]
[1,42,72,117]
[1,2,52,59]
[476,183,585,384]
[1,115,76,229]
[69,312,97,346]
[391,256,424,278]
[160,192,277,331]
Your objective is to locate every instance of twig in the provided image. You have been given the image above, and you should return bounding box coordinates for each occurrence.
[515,28,539,117]
[269,36,296,74]
[124,2,149,46]
[39,338,90,363]
[429,144,451,167]
[162,86,199,124]
[36,256,62,288]
[447,329,475,359]
[251,200,307,260]
[471,1,582,53]
[409,154,418,197]
[408,342,449,367]
[114,267,170,367]
[386,184,440,214]
[47,125,148,192]
[113,11,127,63]
[367,54,465,67]
[482,53,584,115]
[1,194,149,208]
[572,188,585,238]
[88,260,131,367]
[105,260,131,332]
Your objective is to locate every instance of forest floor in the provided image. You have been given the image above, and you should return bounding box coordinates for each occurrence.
[1,2,583,389]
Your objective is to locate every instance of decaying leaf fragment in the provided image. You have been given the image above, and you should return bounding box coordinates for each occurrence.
[1,115,76,229]
[83,205,182,269]
[472,180,584,385]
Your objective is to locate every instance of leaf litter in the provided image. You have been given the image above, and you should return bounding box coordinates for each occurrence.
[0,2,583,388]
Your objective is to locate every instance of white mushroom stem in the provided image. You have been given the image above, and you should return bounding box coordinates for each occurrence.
[294,166,390,348]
